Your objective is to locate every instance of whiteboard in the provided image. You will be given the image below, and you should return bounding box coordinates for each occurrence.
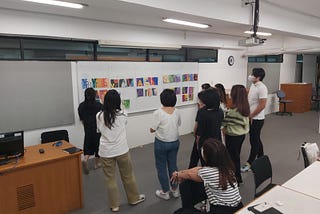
[77,62,198,113]
[0,61,74,132]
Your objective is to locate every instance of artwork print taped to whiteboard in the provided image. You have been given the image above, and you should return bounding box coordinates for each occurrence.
[77,62,199,113]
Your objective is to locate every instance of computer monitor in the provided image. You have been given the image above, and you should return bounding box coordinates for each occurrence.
[0,131,24,159]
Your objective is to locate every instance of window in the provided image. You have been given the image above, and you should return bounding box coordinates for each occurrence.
[22,38,94,60]
[187,48,217,62]
[297,54,303,63]
[0,37,21,60]
[148,49,186,62]
[0,35,219,63]
[248,54,283,63]
[97,47,146,61]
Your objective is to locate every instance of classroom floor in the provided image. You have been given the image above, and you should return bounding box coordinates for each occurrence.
[70,111,320,214]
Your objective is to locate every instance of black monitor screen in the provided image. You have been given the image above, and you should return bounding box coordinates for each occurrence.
[0,131,24,159]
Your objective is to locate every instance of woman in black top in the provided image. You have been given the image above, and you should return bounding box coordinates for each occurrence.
[78,88,102,174]
[195,88,224,166]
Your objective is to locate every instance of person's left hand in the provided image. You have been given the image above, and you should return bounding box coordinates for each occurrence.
[170,171,183,184]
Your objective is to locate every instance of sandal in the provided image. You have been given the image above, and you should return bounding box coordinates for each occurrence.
[130,194,145,205]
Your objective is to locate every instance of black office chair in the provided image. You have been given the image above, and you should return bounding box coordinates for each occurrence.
[311,88,320,111]
[276,90,293,116]
[301,143,310,168]
[251,155,276,198]
[41,130,69,144]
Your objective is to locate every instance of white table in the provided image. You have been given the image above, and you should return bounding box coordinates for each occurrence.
[236,185,320,213]
[282,161,320,199]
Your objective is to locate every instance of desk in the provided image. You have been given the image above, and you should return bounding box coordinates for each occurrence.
[280,83,312,113]
[0,141,83,214]
[282,161,320,199]
[236,185,320,213]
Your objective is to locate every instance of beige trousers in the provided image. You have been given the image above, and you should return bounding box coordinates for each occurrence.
[100,152,140,208]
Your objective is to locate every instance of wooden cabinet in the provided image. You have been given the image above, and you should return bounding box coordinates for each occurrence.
[0,141,83,214]
[280,83,312,113]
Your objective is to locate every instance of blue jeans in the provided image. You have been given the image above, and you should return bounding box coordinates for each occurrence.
[154,137,180,192]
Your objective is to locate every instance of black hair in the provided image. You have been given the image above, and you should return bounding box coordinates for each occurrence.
[252,68,265,81]
[100,89,121,129]
[215,83,227,105]
[84,88,97,107]
[201,83,211,90]
[160,89,177,107]
[197,88,220,110]
[84,88,97,109]
[202,138,236,190]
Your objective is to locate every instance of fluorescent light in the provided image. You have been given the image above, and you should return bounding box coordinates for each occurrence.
[163,18,210,29]
[244,31,272,36]
[22,0,84,9]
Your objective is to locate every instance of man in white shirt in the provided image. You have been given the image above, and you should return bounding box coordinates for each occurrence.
[241,68,268,172]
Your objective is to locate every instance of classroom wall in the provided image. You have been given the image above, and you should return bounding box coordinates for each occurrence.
[198,49,247,90]
[22,49,249,148]
[21,62,197,149]
[23,50,248,148]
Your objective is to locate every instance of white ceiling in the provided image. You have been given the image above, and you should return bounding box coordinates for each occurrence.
[0,0,319,40]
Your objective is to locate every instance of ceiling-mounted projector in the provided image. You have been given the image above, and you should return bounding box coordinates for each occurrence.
[238,37,265,47]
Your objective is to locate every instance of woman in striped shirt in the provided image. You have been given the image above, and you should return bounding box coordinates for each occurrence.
[171,138,243,214]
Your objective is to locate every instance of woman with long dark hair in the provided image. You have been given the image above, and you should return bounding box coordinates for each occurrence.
[78,87,102,174]
[215,83,228,112]
[171,138,243,214]
[222,85,250,184]
[96,90,145,212]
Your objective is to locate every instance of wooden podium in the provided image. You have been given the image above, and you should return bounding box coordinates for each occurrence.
[0,141,83,214]
[280,83,312,113]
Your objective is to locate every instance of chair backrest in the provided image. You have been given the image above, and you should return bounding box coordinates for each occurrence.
[41,130,69,144]
[301,144,310,168]
[276,90,286,99]
[251,155,273,191]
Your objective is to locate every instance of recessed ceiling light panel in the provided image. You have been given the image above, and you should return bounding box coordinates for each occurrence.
[22,0,84,9]
[163,18,210,29]
[244,31,272,36]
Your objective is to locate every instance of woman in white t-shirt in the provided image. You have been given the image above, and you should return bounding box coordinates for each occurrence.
[171,138,243,214]
[97,90,145,212]
[150,89,181,200]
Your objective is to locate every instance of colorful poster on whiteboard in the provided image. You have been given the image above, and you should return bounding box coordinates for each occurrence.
[77,62,198,113]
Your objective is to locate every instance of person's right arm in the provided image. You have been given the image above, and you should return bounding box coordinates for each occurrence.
[250,98,267,119]
[150,110,159,133]
[193,122,198,137]
[171,167,203,184]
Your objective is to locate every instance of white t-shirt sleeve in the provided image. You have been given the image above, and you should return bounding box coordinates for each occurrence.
[177,110,181,127]
[259,85,268,99]
[122,111,128,125]
[151,109,160,131]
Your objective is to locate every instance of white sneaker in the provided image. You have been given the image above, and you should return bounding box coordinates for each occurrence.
[170,188,180,198]
[241,162,251,173]
[155,190,170,200]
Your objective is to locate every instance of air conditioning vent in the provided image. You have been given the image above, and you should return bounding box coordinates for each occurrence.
[16,184,35,211]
